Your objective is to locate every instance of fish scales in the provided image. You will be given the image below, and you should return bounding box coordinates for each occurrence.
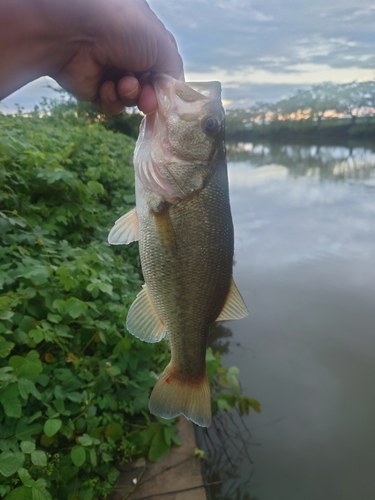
[108,74,248,426]
[138,163,233,380]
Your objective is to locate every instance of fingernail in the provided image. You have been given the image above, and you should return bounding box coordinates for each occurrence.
[123,87,139,100]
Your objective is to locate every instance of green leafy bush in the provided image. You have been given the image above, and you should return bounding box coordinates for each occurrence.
[0,112,182,499]
[0,110,258,499]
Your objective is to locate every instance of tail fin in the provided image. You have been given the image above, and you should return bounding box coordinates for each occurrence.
[149,362,211,427]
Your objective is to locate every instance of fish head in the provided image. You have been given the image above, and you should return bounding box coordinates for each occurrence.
[134,74,225,200]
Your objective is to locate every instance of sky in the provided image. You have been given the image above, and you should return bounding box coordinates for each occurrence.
[1,0,375,112]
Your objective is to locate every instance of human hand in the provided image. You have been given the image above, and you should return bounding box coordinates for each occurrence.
[52,0,184,115]
[0,0,184,115]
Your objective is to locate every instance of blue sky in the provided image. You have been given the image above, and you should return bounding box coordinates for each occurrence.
[1,0,375,112]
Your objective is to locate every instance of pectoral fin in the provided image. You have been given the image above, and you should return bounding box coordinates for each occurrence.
[216,278,248,321]
[126,284,166,343]
[108,208,139,245]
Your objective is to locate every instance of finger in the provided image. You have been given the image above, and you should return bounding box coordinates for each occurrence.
[117,75,142,106]
[138,84,158,115]
[100,81,125,115]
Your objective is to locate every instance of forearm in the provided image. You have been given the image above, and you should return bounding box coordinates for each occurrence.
[0,0,91,99]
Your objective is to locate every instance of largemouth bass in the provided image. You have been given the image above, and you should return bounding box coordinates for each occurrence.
[108,74,247,427]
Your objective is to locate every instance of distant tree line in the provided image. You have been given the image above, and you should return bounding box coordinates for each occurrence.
[226,81,375,136]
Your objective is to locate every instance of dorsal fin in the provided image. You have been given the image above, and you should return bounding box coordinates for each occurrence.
[126,285,166,343]
[216,278,248,321]
[108,208,139,245]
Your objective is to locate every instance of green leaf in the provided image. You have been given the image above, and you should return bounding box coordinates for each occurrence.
[18,378,41,400]
[56,267,74,292]
[29,329,44,344]
[43,419,62,437]
[5,486,33,500]
[0,338,15,358]
[71,445,86,467]
[148,427,170,462]
[78,487,94,500]
[0,384,22,418]
[217,398,232,412]
[0,451,24,477]
[9,351,43,382]
[28,411,42,424]
[16,419,43,441]
[47,313,62,324]
[238,396,261,415]
[194,448,205,459]
[89,448,97,467]
[87,180,104,194]
[23,265,50,286]
[113,337,132,354]
[64,297,87,319]
[31,450,47,467]
[227,366,240,376]
[107,467,120,484]
[78,434,92,447]
[163,425,182,447]
[18,467,34,486]
[0,366,14,383]
[0,310,14,320]
[107,365,121,377]
[66,391,82,403]
[20,442,36,454]
[31,479,52,500]
[52,299,66,314]
[36,374,50,387]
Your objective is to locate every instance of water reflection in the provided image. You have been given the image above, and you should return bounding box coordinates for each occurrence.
[228,143,375,269]
[205,142,375,500]
[208,322,235,355]
[227,141,375,183]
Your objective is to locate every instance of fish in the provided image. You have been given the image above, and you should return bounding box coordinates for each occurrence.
[108,74,248,427]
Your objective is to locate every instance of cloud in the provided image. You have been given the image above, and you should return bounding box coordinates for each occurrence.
[222,82,312,107]
[148,0,375,106]
[1,0,374,110]
[150,0,375,75]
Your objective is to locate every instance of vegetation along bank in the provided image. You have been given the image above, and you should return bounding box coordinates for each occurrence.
[226,81,375,142]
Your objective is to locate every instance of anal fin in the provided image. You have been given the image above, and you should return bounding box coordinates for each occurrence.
[126,284,166,343]
[216,278,248,321]
[108,208,139,245]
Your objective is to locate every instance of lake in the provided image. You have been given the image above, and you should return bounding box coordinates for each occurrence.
[203,142,375,500]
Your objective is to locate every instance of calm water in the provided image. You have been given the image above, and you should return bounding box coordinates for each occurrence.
[207,142,375,500]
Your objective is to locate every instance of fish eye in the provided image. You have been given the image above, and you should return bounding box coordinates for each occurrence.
[202,116,220,134]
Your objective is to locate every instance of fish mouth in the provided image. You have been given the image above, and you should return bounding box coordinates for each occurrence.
[143,74,222,152]
[152,74,221,118]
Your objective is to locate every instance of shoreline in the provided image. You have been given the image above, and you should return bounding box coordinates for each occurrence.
[226,122,375,146]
